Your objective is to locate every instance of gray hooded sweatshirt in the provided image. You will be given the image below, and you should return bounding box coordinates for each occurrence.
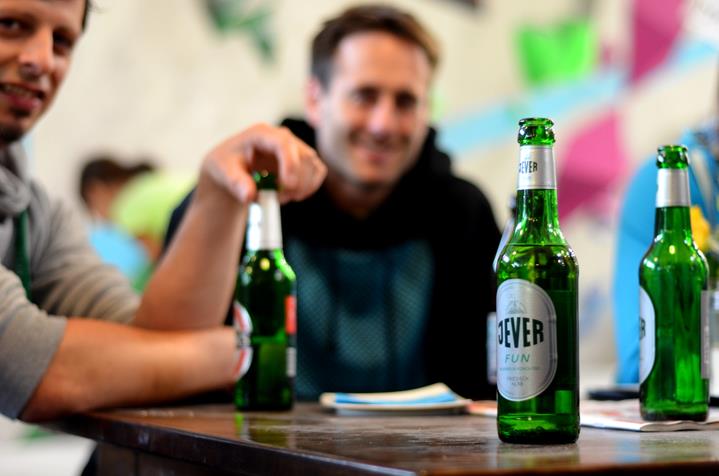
[0,144,138,419]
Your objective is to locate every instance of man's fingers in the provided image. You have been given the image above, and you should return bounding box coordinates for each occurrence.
[278,144,325,203]
[241,125,324,202]
[204,154,256,203]
[277,133,301,193]
[202,123,325,205]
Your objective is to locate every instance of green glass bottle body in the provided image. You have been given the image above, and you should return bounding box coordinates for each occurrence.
[495,118,579,444]
[234,172,296,411]
[639,145,709,421]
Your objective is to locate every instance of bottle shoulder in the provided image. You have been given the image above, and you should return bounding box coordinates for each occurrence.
[239,249,296,282]
[640,237,708,283]
[641,236,706,263]
[497,243,578,274]
[510,222,568,245]
[498,243,577,258]
[242,248,291,262]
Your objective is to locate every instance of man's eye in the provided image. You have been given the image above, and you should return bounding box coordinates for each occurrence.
[352,90,377,105]
[54,33,75,54]
[0,18,25,32]
[396,94,418,111]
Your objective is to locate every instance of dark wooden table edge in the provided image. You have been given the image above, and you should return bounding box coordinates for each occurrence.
[44,411,719,476]
[46,412,415,476]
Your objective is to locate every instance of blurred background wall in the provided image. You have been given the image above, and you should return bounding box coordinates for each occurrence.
[6,0,719,473]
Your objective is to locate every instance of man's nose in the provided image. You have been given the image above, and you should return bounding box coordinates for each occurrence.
[18,30,55,80]
[367,96,400,135]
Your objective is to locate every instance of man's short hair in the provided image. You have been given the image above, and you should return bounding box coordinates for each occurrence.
[310,4,439,88]
[82,0,93,29]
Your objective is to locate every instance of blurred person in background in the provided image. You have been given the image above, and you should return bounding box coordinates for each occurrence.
[79,155,155,289]
[79,155,154,225]
[0,0,325,422]
[167,4,501,401]
[79,155,193,290]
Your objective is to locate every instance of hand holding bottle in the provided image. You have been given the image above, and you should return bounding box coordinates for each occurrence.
[139,124,324,331]
[197,123,327,208]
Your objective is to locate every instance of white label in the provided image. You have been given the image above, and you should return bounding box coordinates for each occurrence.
[656,169,690,207]
[496,279,557,401]
[639,287,656,384]
[517,146,556,190]
[487,312,497,384]
[287,347,297,378]
[702,290,710,379]
[232,301,254,380]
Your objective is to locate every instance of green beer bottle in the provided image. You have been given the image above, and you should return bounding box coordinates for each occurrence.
[639,145,709,421]
[495,118,579,443]
[234,171,296,410]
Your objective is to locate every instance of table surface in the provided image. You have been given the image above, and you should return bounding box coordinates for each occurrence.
[49,402,719,475]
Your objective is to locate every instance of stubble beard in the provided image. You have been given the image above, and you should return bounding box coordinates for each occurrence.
[0,122,24,145]
[0,108,32,145]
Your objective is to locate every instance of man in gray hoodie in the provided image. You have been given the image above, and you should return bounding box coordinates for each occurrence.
[0,0,325,421]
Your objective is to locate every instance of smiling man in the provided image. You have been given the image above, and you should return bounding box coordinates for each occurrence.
[0,0,82,142]
[0,0,325,422]
[168,5,501,401]
[306,22,433,219]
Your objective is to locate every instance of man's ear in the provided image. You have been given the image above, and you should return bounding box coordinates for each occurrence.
[305,77,323,128]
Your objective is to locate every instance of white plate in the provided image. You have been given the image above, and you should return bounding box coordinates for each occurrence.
[319,383,471,415]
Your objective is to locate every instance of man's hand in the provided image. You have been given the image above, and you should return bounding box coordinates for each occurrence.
[134,123,325,331]
[197,123,326,208]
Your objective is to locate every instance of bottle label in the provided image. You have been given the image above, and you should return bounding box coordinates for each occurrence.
[246,190,283,250]
[232,301,254,380]
[656,169,690,207]
[517,145,556,190]
[487,312,497,384]
[639,287,656,384]
[287,347,297,378]
[285,296,297,335]
[496,279,557,401]
[285,295,297,378]
[702,290,710,379]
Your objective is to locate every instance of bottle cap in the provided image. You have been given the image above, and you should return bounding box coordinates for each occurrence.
[656,145,689,169]
[518,118,555,146]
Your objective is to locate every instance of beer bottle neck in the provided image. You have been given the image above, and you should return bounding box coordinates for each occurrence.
[654,207,692,235]
[654,168,692,235]
[246,190,283,251]
[512,145,564,243]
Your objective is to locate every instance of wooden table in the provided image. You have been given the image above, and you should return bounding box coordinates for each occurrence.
[48,403,719,475]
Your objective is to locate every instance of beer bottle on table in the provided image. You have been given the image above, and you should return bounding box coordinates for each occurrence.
[639,145,709,421]
[495,117,579,443]
[234,170,296,410]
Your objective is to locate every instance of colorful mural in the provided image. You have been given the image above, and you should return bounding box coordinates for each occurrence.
[440,0,716,224]
[205,0,275,61]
